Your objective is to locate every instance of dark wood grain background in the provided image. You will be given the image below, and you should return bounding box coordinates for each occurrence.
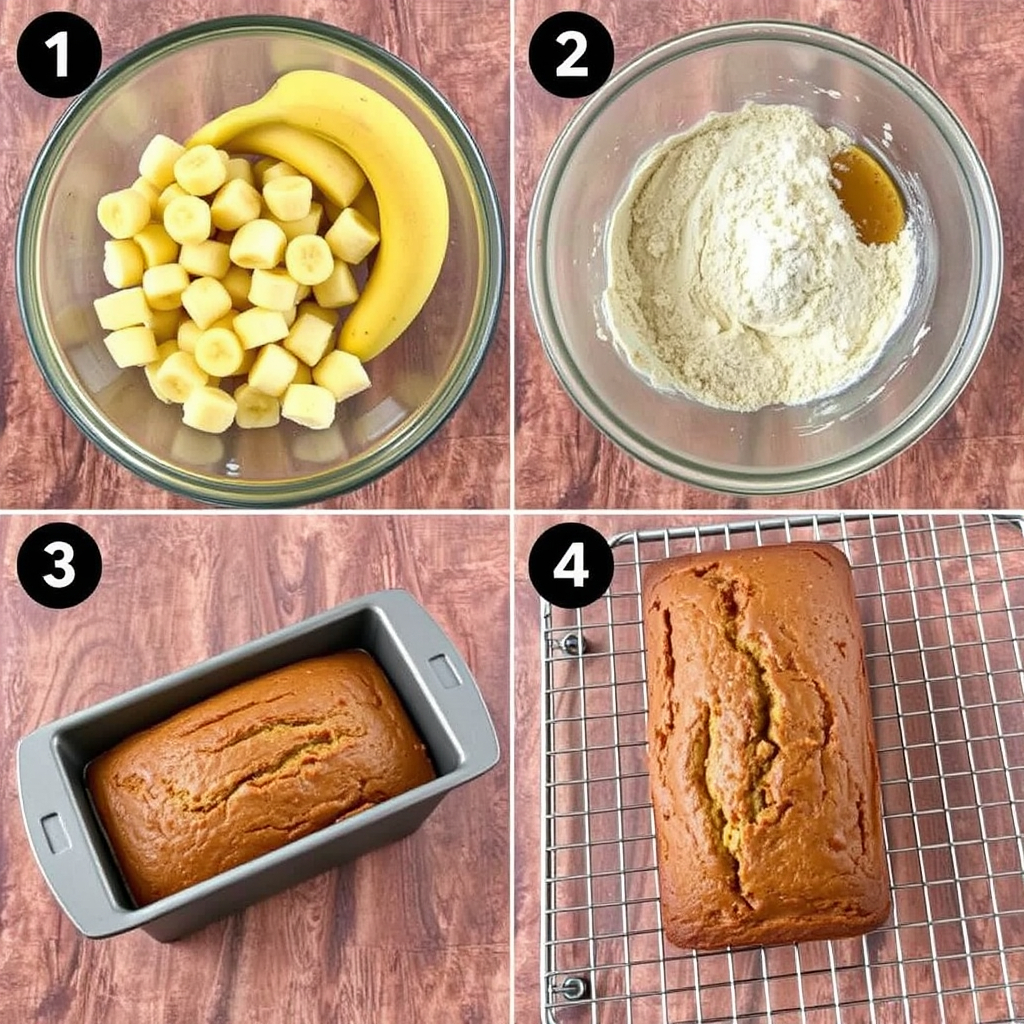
[514,0,1024,510]
[0,0,509,510]
[0,514,510,1024]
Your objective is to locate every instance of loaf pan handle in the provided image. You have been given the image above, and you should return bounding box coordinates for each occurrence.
[17,728,132,939]
[374,589,500,776]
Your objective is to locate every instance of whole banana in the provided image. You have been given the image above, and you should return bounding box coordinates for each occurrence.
[188,70,450,362]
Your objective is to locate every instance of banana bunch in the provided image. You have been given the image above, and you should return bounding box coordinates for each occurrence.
[90,70,448,437]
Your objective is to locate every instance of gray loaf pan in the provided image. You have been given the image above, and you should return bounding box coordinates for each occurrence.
[17,589,499,942]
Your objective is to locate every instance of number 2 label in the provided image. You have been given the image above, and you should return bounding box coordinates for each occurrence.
[555,29,588,78]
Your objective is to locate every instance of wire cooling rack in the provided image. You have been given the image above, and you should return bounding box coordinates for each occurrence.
[540,514,1024,1024]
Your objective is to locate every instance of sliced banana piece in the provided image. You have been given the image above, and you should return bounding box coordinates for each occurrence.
[183,385,237,433]
[312,260,359,309]
[164,194,213,245]
[155,350,208,403]
[313,349,371,401]
[283,312,334,366]
[94,287,151,331]
[195,326,245,377]
[180,276,233,330]
[97,188,151,239]
[174,144,227,196]
[281,383,337,430]
[248,268,299,311]
[234,382,280,428]
[103,239,145,288]
[285,234,333,286]
[142,263,190,311]
[139,134,186,190]
[233,307,290,350]
[263,175,312,221]
[104,326,158,368]
[211,178,262,231]
[324,207,380,264]
[249,343,299,397]
[134,222,180,268]
[229,218,287,270]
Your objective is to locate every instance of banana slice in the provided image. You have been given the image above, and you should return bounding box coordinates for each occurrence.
[103,239,146,288]
[144,339,180,403]
[177,318,202,353]
[263,175,312,221]
[312,260,359,309]
[133,222,180,268]
[142,263,190,311]
[249,343,298,397]
[296,300,340,330]
[324,207,380,264]
[281,383,337,430]
[285,234,333,286]
[97,188,151,239]
[211,178,262,231]
[224,157,255,185]
[350,182,380,229]
[138,134,186,190]
[221,265,253,309]
[178,239,232,279]
[94,287,152,331]
[283,312,334,366]
[269,201,323,242]
[131,176,161,216]
[194,326,245,377]
[261,160,299,184]
[183,385,237,434]
[313,349,371,401]
[233,307,290,350]
[234,382,280,428]
[180,277,233,330]
[155,350,209,403]
[146,307,182,341]
[248,268,299,311]
[104,326,158,368]
[229,219,287,270]
[174,144,228,196]
[164,194,213,245]
[157,182,188,216]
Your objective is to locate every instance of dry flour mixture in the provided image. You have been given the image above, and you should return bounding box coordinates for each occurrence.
[603,103,918,411]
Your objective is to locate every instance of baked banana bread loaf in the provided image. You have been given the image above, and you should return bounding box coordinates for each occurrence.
[87,651,435,905]
[643,543,890,949]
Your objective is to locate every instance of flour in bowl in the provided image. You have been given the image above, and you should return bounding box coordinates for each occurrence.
[603,103,918,411]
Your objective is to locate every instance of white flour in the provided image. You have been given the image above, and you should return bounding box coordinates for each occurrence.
[604,103,918,411]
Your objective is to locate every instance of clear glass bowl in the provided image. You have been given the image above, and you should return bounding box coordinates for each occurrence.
[527,21,1002,494]
[17,15,503,506]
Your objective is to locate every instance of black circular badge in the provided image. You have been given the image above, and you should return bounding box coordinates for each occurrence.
[17,523,103,609]
[17,12,102,99]
[529,523,615,609]
[529,12,614,99]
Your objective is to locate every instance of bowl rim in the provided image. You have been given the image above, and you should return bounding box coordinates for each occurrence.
[527,18,1004,495]
[16,14,505,507]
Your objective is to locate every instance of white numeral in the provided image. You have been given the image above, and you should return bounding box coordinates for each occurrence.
[553,542,589,588]
[555,29,588,78]
[43,540,75,589]
[45,30,69,78]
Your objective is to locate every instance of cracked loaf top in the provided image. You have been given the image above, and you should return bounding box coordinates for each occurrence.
[87,652,435,905]
[642,543,890,949]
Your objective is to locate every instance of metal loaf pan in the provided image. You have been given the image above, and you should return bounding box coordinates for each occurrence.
[17,589,499,942]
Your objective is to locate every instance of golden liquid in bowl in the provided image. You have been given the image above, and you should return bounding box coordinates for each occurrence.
[831,145,905,244]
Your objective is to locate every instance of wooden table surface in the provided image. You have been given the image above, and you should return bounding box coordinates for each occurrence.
[514,0,1024,511]
[0,0,509,510]
[0,513,510,1024]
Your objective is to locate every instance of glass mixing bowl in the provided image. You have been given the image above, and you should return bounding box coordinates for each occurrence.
[17,15,503,506]
[527,21,1002,494]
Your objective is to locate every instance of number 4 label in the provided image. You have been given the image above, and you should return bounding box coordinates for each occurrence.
[553,541,590,588]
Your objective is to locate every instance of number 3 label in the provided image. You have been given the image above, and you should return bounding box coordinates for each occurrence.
[17,523,102,609]
[42,540,76,589]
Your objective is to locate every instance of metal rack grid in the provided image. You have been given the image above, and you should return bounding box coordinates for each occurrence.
[540,514,1024,1024]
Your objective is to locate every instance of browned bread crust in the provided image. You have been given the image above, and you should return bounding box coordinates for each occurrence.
[642,543,890,949]
[87,651,435,905]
